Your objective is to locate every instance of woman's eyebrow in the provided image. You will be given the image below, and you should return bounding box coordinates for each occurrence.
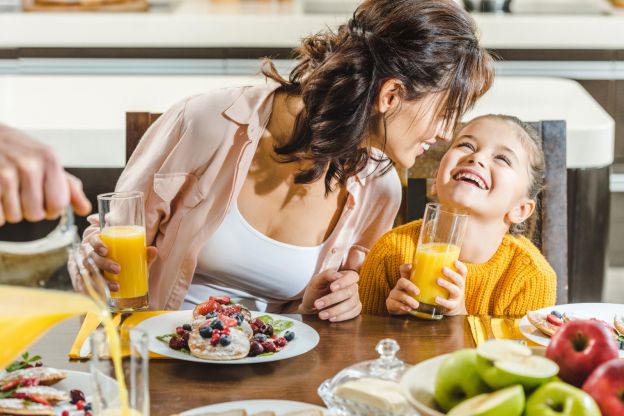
[499,145,520,163]
[455,134,477,141]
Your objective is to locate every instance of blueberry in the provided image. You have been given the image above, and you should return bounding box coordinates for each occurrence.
[206,312,218,319]
[210,320,224,330]
[182,324,192,331]
[284,331,295,342]
[219,335,232,346]
[550,310,563,319]
[84,403,92,412]
[233,313,244,325]
[199,326,213,338]
[254,333,268,342]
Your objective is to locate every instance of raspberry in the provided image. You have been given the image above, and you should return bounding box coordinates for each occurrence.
[274,337,287,348]
[62,411,69,416]
[76,400,86,410]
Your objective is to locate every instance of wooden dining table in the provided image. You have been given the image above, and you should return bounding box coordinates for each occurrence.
[30,314,475,415]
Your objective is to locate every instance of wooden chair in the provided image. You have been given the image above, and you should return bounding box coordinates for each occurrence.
[402,120,568,304]
[126,112,162,163]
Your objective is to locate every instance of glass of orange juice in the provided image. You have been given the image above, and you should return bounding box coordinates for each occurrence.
[410,203,468,320]
[98,191,148,312]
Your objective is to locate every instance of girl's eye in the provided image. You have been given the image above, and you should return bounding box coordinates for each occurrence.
[457,142,475,151]
[496,154,512,166]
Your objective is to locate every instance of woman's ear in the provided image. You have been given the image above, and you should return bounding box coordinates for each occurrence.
[377,79,404,114]
[506,198,536,226]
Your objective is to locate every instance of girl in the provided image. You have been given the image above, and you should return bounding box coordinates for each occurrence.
[359,115,556,316]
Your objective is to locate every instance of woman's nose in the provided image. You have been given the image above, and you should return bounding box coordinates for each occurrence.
[468,156,485,168]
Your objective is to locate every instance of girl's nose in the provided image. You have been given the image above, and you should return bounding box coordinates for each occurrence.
[468,155,485,168]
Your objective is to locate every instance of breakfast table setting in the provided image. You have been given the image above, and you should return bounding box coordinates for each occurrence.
[11,301,623,416]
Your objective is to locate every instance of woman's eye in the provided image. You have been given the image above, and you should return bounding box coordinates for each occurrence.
[496,155,511,166]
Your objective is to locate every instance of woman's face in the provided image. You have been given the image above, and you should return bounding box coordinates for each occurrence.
[435,117,533,223]
[370,90,451,169]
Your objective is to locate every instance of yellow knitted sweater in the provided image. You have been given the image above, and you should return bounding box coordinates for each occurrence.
[359,220,556,316]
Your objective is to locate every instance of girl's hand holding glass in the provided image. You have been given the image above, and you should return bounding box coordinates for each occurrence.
[386,261,468,316]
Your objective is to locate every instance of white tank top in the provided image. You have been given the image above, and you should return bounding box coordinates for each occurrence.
[183,203,325,312]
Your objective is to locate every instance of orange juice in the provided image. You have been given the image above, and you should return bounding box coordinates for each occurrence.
[0,285,132,415]
[410,242,461,306]
[100,225,148,301]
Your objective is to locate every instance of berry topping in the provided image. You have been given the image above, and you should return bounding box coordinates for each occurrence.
[199,326,213,339]
[196,299,221,316]
[248,341,264,357]
[210,320,225,330]
[62,411,70,416]
[76,400,86,410]
[260,324,274,337]
[219,335,232,346]
[70,389,86,404]
[254,333,268,342]
[175,326,186,336]
[261,341,277,353]
[212,296,231,304]
[547,314,563,326]
[182,324,192,331]
[550,310,563,319]
[274,337,287,348]
[284,331,295,342]
[168,336,188,350]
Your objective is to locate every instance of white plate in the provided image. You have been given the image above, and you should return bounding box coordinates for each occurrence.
[519,303,624,357]
[400,355,447,416]
[136,310,320,364]
[180,400,327,415]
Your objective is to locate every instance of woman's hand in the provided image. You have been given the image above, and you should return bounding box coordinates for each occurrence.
[434,260,468,316]
[386,264,421,315]
[299,269,362,322]
[78,215,158,292]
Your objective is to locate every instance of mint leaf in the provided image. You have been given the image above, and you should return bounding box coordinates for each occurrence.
[272,320,294,333]
[256,315,274,326]
[155,334,175,344]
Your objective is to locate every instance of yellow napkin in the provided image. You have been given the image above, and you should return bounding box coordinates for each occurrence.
[68,312,122,359]
[120,311,170,359]
[467,316,540,347]
[69,311,171,359]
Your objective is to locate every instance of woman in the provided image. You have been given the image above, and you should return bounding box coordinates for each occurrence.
[80,0,494,321]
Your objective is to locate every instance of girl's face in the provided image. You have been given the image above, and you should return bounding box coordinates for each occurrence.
[435,117,535,226]
[371,88,452,169]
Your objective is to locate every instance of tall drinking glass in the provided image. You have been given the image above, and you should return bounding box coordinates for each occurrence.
[90,327,149,416]
[97,191,148,312]
[410,203,469,320]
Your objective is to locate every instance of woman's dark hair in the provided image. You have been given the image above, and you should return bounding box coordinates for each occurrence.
[263,0,494,193]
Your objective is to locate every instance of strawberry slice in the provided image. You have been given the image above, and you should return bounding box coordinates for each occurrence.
[0,381,20,392]
[12,393,50,406]
[221,304,242,317]
[218,314,238,328]
[547,314,563,326]
[196,299,221,315]
[212,296,231,305]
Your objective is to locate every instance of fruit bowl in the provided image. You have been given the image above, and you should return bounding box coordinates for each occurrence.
[400,354,447,416]
[400,347,548,416]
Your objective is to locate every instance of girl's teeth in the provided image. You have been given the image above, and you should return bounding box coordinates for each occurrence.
[422,143,430,151]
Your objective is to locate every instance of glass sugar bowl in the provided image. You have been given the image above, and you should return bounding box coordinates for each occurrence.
[317,338,418,416]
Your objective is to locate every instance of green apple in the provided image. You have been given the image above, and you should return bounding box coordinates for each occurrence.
[447,385,525,416]
[526,381,601,416]
[434,349,491,411]
[476,340,559,390]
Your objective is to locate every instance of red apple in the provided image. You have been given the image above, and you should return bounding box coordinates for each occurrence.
[583,358,624,416]
[546,320,619,386]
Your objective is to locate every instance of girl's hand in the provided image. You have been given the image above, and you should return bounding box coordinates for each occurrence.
[434,260,468,316]
[299,269,362,322]
[386,263,420,314]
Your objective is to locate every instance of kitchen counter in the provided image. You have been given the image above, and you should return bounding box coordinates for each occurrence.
[1,0,624,49]
[0,75,612,169]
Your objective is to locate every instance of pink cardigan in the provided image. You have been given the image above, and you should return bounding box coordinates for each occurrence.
[83,79,402,310]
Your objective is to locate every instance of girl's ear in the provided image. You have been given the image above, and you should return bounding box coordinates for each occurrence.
[377,79,404,114]
[506,198,536,226]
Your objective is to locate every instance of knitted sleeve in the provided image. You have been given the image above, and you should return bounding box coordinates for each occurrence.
[359,234,394,316]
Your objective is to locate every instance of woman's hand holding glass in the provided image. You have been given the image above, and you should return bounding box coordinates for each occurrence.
[386,261,468,316]
[81,214,158,293]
